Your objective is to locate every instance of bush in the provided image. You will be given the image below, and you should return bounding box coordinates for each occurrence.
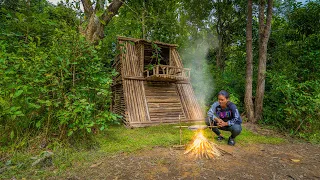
[0,2,120,146]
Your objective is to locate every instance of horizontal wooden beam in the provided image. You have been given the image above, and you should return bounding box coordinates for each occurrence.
[129,119,204,125]
[123,76,145,80]
[117,36,178,47]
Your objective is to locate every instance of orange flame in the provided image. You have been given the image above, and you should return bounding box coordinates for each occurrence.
[184,130,221,159]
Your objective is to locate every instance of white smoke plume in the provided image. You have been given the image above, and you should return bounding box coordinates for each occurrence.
[180,36,217,109]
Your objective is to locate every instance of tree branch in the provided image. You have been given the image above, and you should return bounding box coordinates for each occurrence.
[102,0,123,25]
[265,0,273,37]
[81,0,93,16]
[258,0,265,42]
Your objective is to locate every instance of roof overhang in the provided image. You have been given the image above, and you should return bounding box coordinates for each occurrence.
[117,36,178,48]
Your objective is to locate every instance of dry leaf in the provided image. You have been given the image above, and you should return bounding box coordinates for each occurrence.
[291,159,300,163]
[90,162,103,168]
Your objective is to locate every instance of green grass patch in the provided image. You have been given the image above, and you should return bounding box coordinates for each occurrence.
[97,124,195,154]
[0,123,285,179]
[236,128,285,144]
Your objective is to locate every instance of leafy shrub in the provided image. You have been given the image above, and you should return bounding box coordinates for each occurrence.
[0,1,120,146]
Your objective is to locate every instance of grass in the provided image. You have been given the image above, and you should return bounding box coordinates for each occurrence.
[98,123,284,154]
[234,128,284,144]
[0,123,285,179]
[98,124,195,154]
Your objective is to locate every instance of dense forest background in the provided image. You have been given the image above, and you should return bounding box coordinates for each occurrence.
[1,0,319,150]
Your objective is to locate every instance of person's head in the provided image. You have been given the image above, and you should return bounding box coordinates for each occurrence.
[217,90,229,108]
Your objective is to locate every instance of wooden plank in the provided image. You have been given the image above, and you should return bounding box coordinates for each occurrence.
[145,87,177,91]
[145,84,175,87]
[123,76,145,80]
[145,92,178,96]
[117,36,178,47]
[145,95,181,98]
[148,103,183,107]
[145,86,176,90]
[141,80,150,122]
[148,109,184,113]
[149,115,185,118]
[141,43,144,76]
[146,99,180,103]
[149,111,185,115]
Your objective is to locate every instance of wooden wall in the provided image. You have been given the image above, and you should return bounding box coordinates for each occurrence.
[121,41,150,125]
[111,51,125,120]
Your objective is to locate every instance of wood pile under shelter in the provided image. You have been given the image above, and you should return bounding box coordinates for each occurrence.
[111,36,204,127]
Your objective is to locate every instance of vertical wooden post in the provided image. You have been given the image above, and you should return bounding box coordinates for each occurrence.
[169,47,172,66]
[141,43,144,77]
[179,115,182,145]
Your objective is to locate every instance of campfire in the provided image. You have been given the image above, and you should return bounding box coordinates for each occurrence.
[184,129,221,159]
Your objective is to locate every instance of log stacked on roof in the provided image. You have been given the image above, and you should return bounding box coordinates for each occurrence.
[111,37,204,127]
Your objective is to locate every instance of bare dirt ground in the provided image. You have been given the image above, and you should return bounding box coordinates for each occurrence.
[58,124,320,180]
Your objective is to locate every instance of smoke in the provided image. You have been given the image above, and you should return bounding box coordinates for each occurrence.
[180,36,217,108]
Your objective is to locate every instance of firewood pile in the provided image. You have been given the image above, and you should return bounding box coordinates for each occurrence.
[184,130,221,159]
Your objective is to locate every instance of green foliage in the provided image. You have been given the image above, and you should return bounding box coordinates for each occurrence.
[151,42,162,65]
[1,0,319,152]
[289,1,320,37]
[0,0,120,146]
[263,1,320,143]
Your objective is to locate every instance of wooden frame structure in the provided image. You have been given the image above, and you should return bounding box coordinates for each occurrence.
[111,37,204,127]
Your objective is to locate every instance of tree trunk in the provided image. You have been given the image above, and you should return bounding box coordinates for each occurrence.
[215,0,225,71]
[81,0,123,43]
[245,0,255,122]
[84,14,105,43]
[254,0,273,121]
[216,34,225,70]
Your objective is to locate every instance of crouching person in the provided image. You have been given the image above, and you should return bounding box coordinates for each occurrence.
[205,90,242,146]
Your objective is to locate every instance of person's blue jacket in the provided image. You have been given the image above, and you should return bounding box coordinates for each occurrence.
[207,101,242,126]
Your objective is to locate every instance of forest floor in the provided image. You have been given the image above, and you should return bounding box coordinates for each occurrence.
[51,123,320,180]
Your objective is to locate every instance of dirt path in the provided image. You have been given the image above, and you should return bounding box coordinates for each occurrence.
[60,139,320,179]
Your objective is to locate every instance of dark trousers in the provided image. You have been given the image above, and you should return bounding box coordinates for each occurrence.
[205,117,242,138]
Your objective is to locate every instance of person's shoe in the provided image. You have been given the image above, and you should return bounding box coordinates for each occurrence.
[217,135,225,141]
[228,137,235,146]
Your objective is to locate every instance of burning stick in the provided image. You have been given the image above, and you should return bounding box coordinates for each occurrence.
[184,130,221,159]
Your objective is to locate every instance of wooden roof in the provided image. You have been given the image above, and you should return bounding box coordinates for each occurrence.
[117,36,178,47]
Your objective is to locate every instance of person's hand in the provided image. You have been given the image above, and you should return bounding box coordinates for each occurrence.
[214,117,223,124]
[218,121,228,127]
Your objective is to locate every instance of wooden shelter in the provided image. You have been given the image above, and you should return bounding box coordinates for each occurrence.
[111,37,204,127]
